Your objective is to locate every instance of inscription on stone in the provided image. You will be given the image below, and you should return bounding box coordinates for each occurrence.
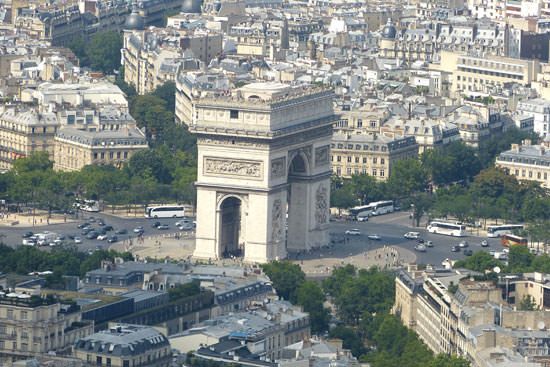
[204,157,262,178]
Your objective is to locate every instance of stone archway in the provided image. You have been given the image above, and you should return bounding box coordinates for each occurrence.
[218,196,244,258]
[287,153,310,252]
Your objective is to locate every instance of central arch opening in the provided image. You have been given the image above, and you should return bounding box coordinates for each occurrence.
[219,197,243,258]
[287,154,309,252]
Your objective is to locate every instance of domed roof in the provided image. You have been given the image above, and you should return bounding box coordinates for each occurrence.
[125,9,144,30]
[182,0,203,13]
[381,19,397,39]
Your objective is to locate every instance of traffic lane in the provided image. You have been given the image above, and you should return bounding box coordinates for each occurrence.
[328,220,503,266]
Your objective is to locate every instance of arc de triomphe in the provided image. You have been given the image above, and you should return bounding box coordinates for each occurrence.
[189,82,335,263]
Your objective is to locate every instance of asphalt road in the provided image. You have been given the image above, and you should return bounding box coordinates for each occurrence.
[1,211,184,253]
[1,210,504,267]
[324,211,503,266]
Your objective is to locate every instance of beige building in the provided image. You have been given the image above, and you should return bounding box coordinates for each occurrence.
[380,116,460,154]
[331,132,418,179]
[53,127,148,171]
[123,28,221,95]
[438,50,539,97]
[0,107,58,171]
[0,291,93,364]
[393,266,550,365]
[74,324,171,367]
[496,138,550,188]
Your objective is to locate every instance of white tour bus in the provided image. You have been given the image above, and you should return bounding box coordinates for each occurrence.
[146,205,186,218]
[427,221,467,237]
[487,224,524,238]
[369,200,394,216]
[350,205,374,221]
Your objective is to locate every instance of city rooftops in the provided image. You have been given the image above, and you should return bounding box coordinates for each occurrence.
[75,324,169,357]
[55,127,147,147]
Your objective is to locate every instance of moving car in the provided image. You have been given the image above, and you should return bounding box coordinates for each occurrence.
[345,229,361,236]
[86,231,99,240]
[151,221,161,228]
[458,240,469,248]
[74,237,82,244]
[425,240,434,247]
[116,229,128,235]
[480,240,489,247]
[133,226,144,233]
[451,245,460,252]
[404,232,420,239]
[368,234,381,240]
[157,224,169,230]
[97,234,108,241]
[107,236,118,243]
[22,231,33,238]
[77,222,90,229]
[414,244,427,252]
[103,225,113,231]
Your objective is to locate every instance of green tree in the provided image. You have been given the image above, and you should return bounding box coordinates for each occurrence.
[508,245,534,272]
[518,295,537,311]
[454,251,499,272]
[152,81,176,113]
[387,159,428,199]
[261,261,305,303]
[296,281,330,334]
[428,355,470,367]
[86,31,123,73]
[168,280,201,301]
[329,326,366,357]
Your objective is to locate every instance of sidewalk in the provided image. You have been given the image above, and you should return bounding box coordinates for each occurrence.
[0,211,74,228]
[109,231,196,261]
[295,245,416,276]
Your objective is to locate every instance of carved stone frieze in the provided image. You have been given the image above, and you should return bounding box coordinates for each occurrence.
[315,145,330,167]
[270,157,286,179]
[314,184,328,227]
[204,157,263,179]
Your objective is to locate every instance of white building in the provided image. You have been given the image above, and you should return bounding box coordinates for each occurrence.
[517,98,550,137]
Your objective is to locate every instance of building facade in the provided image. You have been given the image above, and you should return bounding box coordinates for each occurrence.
[330,132,418,179]
[0,292,93,364]
[496,138,550,188]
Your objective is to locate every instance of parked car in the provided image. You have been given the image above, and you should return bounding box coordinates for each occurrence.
[464,249,473,256]
[345,229,361,236]
[103,225,113,231]
[357,216,369,222]
[74,237,82,244]
[116,229,128,235]
[480,240,489,247]
[107,236,118,243]
[81,228,93,235]
[451,245,460,252]
[77,222,90,229]
[97,234,108,241]
[157,224,169,230]
[404,232,420,239]
[97,219,105,226]
[368,234,381,240]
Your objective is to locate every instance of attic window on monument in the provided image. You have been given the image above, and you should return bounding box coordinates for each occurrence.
[230,110,239,119]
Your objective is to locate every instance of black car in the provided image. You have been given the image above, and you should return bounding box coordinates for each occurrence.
[98,228,107,235]
[22,231,34,238]
[103,225,113,231]
[417,238,425,244]
[116,229,128,235]
[97,219,105,226]
[107,235,118,243]
[451,245,460,252]
[77,222,90,229]
[464,249,473,256]
[67,234,75,240]
[86,231,99,240]
[81,228,93,235]
[152,221,161,228]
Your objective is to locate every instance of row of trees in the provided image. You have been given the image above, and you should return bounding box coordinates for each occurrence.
[0,244,133,287]
[455,245,550,274]
[332,132,549,228]
[261,262,470,367]
[68,31,123,74]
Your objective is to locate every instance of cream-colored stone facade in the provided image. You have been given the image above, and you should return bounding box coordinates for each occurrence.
[330,132,418,180]
[53,127,148,171]
[191,82,334,263]
[0,108,58,171]
[496,138,550,188]
[0,293,93,363]
[437,50,539,97]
